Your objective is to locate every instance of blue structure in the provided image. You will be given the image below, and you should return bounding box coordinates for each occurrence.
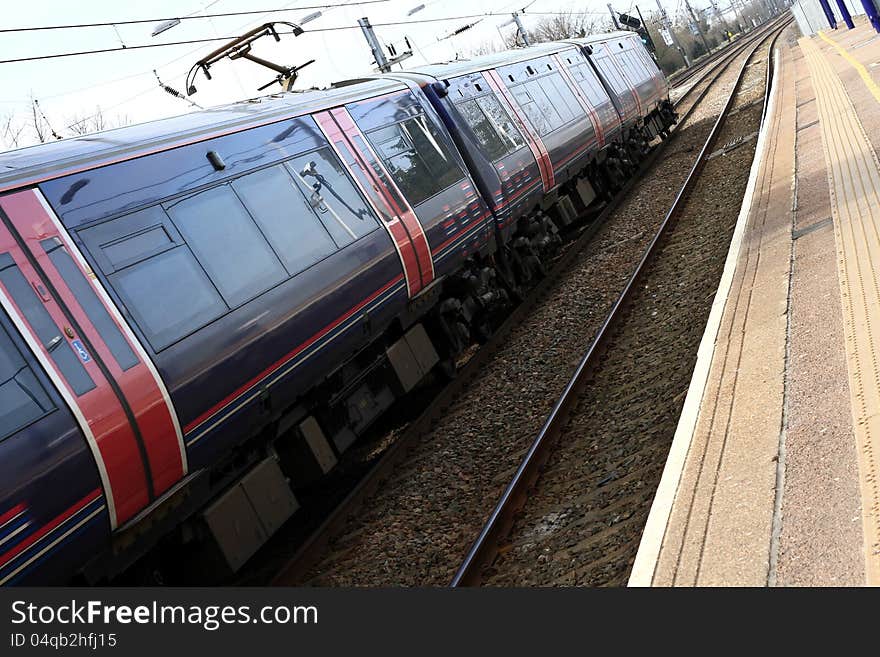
[862,0,880,32]
[818,0,838,27]
[835,0,856,27]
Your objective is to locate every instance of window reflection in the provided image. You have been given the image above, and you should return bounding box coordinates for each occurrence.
[367,114,462,206]
[0,323,53,441]
[456,95,526,161]
[285,147,378,247]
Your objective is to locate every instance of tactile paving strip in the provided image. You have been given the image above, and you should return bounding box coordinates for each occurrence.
[801,35,880,585]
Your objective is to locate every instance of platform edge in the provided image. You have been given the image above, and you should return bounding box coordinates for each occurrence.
[627,44,784,587]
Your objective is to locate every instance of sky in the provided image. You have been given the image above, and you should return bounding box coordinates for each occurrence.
[0,0,709,148]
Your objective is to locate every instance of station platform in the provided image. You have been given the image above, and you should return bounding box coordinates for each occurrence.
[630,17,880,586]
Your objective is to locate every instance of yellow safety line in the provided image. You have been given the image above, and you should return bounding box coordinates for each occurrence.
[801,36,880,586]
[818,29,880,105]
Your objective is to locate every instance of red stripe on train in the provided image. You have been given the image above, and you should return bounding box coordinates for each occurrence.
[314,110,424,296]
[0,504,26,529]
[2,190,185,498]
[0,212,148,527]
[0,490,101,571]
[328,108,435,288]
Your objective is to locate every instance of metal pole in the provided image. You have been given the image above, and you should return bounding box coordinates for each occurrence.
[834,0,855,27]
[511,12,530,46]
[358,16,390,72]
[861,0,880,33]
[709,0,732,34]
[608,3,622,28]
[654,0,691,66]
[730,0,747,32]
[816,0,838,28]
[685,0,712,54]
[635,5,657,51]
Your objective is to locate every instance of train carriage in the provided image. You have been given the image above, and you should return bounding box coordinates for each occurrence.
[0,78,496,583]
[0,29,675,584]
[569,31,673,140]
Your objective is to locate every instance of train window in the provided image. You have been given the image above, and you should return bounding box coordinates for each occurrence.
[231,165,337,274]
[476,95,526,152]
[635,52,650,81]
[167,186,288,308]
[41,238,140,372]
[284,148,379,248]
[79,206,180,274]
[456,99,513,161]
[571,63,608,108]
[367,115,462,206]
[595,55,628,95]
[0,322,54,441]
[620,52,642,84]
[535,78,574,125]
[545,74,583,123]
[0,260,95,395]
[103,227,172,268]
[111,246,227,351]
[511,84,558,137]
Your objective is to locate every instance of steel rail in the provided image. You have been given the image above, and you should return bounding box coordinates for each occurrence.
[271,134,664,586]
[269,17,788,586]
[669,14,784,90]
[450,18,789,588]
[671,14,788,105]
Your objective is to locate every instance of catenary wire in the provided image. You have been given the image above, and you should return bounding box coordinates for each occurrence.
[0,11,614,65]
[0,1,393,33]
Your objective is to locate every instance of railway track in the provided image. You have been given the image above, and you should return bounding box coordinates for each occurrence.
[452,21,788,587]
[669,17,786,104]
[266,16,791,587]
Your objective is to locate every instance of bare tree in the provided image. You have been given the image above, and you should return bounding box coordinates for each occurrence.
[68,107,132,136]
[527,11,610,43]
[465,39,505,57]
[464,11,613,57]
[68,107,107,136]
[29,96,48,144]
[1,113,24,150]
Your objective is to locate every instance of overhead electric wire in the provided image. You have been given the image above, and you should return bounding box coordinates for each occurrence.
[46,0,354,133]
[0,11,610,65]
[41,0,309,101]
[7,2,607,134]
[0,1,393,34]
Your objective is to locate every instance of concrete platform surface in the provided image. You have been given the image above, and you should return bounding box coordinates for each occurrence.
[631,17,880,586]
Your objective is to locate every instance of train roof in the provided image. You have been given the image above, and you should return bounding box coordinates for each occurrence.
[563,30,643,49]
[397,30,639,82]
[0,77,405,192]
[404,41,581,80]
[573,30,641,44]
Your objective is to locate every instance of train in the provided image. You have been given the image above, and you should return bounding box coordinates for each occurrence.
[0,30,675,584]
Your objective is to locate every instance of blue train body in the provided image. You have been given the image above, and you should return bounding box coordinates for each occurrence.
[0,32,674,584]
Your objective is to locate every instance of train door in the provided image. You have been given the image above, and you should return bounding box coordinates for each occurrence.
[481,70,555,193]
[312,108,434,299]
[0,188,186,530]
[552,51,605,148]
[602,42,643,119]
